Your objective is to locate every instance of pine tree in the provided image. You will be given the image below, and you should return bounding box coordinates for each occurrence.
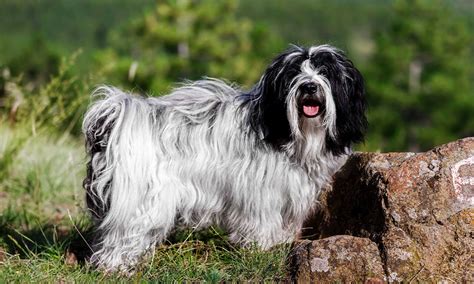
[365,0,473,151]
[97,0,282,93]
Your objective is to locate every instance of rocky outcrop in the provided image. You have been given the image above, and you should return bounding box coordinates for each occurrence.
[292,137,473,282]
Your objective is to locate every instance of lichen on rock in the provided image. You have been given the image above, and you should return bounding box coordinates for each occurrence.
[292,137,474,283]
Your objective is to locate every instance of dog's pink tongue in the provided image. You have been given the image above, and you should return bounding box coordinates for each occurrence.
[303,105,319,116]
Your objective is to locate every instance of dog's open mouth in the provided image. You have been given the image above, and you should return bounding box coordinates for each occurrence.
[301,99,322,118]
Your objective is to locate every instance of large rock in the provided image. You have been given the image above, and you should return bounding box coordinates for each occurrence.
[291,236,385,283]
[295,137,473,282]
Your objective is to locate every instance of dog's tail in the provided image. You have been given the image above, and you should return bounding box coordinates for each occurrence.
[82,86,156,229]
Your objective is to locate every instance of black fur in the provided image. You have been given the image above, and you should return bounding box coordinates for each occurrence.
[83,116,113,221]
[244,45,367,155]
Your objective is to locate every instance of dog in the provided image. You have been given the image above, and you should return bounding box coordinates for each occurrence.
[82,44,367,271]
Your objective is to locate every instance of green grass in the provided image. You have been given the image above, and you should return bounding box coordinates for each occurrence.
[0,124,291,282]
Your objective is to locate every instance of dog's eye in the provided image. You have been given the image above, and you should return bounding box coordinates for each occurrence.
[318,68,328,77]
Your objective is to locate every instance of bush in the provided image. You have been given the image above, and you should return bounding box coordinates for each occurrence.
[1,51,97,136]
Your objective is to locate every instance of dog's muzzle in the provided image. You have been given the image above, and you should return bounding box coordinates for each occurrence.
[299,82,325,118]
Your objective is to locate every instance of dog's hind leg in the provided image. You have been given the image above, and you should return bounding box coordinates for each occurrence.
[87,159,180,271]
[83,87,178,271]
[90,194,178,271]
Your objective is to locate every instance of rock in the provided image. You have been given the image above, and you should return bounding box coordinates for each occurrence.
[299,137,474,282]
[65,250,78,266]
[291,236,385,282]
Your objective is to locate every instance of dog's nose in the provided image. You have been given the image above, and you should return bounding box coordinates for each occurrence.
[300,82,318,95]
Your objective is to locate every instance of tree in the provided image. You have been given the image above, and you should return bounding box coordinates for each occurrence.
[96,0,283,94]
[364,0,473,151]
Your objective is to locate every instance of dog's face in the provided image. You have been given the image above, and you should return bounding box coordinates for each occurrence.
[250,45,367,156]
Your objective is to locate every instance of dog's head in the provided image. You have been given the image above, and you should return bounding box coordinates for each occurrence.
[249,44,367,156]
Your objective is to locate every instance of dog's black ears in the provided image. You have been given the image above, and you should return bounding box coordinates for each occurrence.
[326,56,368,155]
[246,45,367,154]
[247,46,307,147]
[255,45,307,99]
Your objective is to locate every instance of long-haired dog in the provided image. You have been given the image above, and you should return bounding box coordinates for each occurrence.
[83,44,367,271]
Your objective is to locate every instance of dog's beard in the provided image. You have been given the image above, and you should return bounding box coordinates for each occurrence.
[281,60,337,169]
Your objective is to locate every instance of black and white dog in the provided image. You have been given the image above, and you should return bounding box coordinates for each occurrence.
[83,44,367,271]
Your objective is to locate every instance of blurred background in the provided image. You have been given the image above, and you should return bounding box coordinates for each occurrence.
[0,0,472,152]
[0,1,472,280]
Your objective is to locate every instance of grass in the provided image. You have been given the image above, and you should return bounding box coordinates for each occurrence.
[0,124,291,282]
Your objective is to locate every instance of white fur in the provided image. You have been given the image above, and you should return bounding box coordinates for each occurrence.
[83,77,347,270]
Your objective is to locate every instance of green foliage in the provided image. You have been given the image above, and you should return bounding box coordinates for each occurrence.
[0,135,26,182]
[0,126,84,206]
[96,0,283,93]
[0,0,154,64]
[2,36,63,87]
[364,0,473,151]
[2,51,95,136]
[239,0,391,54]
